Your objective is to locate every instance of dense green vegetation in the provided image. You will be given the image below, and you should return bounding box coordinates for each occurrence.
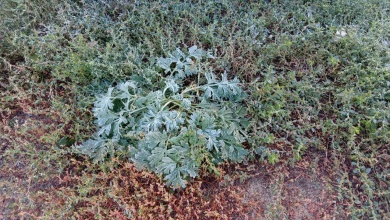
[79,46,251,188]
[1,0,389,218]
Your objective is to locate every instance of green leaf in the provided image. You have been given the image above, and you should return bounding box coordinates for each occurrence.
[198,129,221,151]
[57,137,75,147]
[164,168,186,189]
[181,157,199,178]
[181,98,192,110]
[188,45,203,58]
[157,57,174,73]
[165,78,180,93]
[94,87,115,111]
[267,152,280,165]
[80,45,249,188]
[133,148,152,169]
[147,147,166,168]
[139,132,168,150]
[156,157,177,174]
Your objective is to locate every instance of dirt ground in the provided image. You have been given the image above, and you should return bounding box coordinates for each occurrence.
[0,103,341,219]
[242,162,339,220]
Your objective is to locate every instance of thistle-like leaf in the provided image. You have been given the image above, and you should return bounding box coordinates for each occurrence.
[164,168,186,189]
[165,78,180,93]
[181,98,192,110]
[157,57,174,73]
[132,148,152,169]
[181,157,199,178]
[147,147,166,168]
[162,110,185,132]
[140,109,164,132]
[156,157,177,174]
[94,87,115,111]
[138,132,168,150]
[117,81,137,98]
[198,129,221,151]
[188,45,204,59]
[78,45,249,189]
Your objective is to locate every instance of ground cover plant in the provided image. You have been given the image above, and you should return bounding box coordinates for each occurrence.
[1,0,389,219]
[79,46,250,188]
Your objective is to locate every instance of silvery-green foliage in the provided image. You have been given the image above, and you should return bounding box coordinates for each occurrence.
[157,45,214,79]
[78,46,248,188]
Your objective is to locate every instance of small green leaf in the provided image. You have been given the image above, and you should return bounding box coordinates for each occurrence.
[57,137,75,147]
[268,153,280,165]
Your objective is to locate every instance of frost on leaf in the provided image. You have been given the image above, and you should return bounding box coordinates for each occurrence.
[78,46,249,189]
[164,168,186,189]
[165,78,180,93]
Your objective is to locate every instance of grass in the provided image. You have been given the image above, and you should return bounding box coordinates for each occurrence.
[1,0,389,219]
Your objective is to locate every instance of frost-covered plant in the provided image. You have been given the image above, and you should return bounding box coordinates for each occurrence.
[78,46,249,188]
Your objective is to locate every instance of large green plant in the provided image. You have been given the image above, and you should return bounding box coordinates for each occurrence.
[78,46,249,188]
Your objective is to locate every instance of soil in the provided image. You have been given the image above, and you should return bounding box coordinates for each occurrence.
[242,163,338,220]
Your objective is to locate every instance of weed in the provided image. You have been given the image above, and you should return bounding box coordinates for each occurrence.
[0,0,388,219]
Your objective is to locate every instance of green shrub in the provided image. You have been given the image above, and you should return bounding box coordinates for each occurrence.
[78,46,249,188]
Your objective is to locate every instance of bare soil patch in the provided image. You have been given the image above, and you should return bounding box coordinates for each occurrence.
[242,160,339,220]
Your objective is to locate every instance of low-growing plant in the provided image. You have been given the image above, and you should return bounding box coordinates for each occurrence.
[2,0,389,218]
[78,46,250,188]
